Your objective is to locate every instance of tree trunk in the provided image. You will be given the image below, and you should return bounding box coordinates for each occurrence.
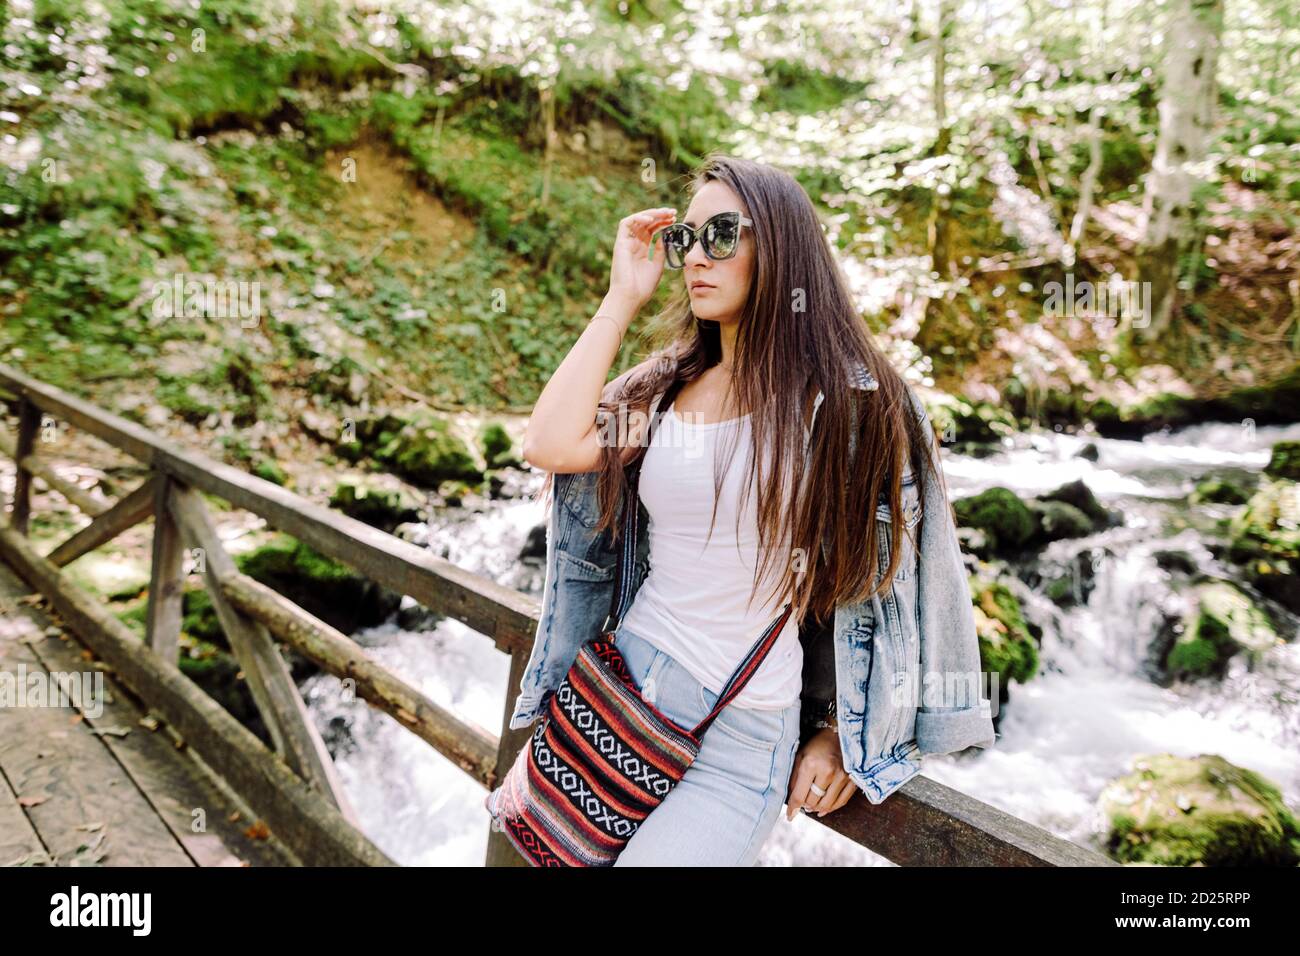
[917,0,957,353]
[1133,0,1224,340]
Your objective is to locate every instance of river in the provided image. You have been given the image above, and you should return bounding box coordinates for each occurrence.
[301,418,1300,865]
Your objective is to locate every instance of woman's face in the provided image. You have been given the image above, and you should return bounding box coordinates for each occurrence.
[680,180,754,325]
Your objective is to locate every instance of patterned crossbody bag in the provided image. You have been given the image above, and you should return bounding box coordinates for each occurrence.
[484,379,794,866]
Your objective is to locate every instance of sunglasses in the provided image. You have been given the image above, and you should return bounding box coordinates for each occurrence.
[652,210,753,269]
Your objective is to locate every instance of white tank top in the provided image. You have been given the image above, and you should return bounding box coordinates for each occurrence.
[618,402,803,710]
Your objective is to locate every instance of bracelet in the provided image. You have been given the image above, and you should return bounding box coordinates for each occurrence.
[590,314,625,346]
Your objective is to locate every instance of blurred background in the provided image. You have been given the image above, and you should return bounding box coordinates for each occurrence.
[1,0,1297,866]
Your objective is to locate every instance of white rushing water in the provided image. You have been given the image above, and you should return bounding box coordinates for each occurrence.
[302,420,1300,865]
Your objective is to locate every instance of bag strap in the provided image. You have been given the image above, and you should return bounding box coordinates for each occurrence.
[597,376,795,737]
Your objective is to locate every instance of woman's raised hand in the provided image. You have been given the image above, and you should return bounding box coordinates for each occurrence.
[607,207,677,313]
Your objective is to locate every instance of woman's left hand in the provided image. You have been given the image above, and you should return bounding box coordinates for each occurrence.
[786,727,856,820]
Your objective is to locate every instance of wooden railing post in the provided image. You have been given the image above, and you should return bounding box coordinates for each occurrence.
[166,481,362,828]
[146,474,183,662]
[484,647,534,867]
[9,397,38,534]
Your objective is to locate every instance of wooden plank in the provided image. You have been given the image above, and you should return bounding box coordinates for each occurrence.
[144,475,181,661]
[9,398,37,534]
[0,579,194,866]
[0,767,54,867]
[0,521,395,865]
[219,570,497,785]
[0,363,537,653]
[46,475,156,568]
[167,484,359,826]
[9,572,292,867]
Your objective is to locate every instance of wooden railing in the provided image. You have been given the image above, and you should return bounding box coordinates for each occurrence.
[0,362,1116,867]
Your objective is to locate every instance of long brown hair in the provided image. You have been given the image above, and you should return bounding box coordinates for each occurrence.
[538,152,939,629]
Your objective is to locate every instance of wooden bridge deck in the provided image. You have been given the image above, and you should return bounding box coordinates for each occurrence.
[0,561,293,867]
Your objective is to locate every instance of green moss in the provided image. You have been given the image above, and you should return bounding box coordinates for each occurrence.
[1101,754,1300,866]
[328,477,422,532]
[1263,441,1300,482]
[954,487,1037,555]
[253,458,289,486]
[970,576,1039,687]
[479,421,519,468]
[1191,477,1250,505]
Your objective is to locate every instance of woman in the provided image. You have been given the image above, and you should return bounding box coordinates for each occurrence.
[520,153,951,865]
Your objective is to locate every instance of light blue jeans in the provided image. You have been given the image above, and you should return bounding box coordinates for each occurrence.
[608,624,802,866]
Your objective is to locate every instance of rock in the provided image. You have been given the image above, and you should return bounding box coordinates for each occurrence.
[1190,477,1250,505]
[1263,440,1300,482]
[1100,753,1300,866]
[1075,442,1100,462]
[1152,549,1198,575]
[1037,549,1103,608]
[1089,365,1300,438]
[969,575,1039,698]
[925,396,1018,446]
[234,534,401,635]
[479,421,523,469]
[1225,477,1300,614]
[359,407,482,489]
[1027,499,1095,544]
[954,487,1037,557]
[329,476,422,534]
[520,521,547,561]
[1164,580,1278,679]
[1037,479,1116,529]
[396,596,443,632]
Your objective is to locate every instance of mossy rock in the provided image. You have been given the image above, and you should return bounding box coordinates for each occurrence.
[954,487,1037,556]
[358,408,482,489]
[1100,753,1300,866]
[1165,581,1277,679]
[1027,499,1094,544]
[1037,479,1114,529]
[1263,441,1300,482]
[180,588,227,649]
[1090,369,1300,438]
[1191,477,1250,505]
[1225,478,1300,614]
[969,576,1039,693]
[479,421,523,468]
[924,395,1017,446]
[440,478,478,506]
[65,551,152,602]
[329,477,422,533]
[232,534,401,634]
[176,633,271,749]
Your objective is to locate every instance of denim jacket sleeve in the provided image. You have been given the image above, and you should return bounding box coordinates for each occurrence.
[907,388,997,754]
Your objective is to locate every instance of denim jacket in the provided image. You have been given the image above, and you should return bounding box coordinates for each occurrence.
[508,363,996,804]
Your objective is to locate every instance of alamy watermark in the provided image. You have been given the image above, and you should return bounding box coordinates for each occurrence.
[150,273,262,328]
[0,664,105,719]
[1043,273,1151,328]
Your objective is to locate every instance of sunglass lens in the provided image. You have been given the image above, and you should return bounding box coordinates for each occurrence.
[703,214,739,259]
[662,225,692,269]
